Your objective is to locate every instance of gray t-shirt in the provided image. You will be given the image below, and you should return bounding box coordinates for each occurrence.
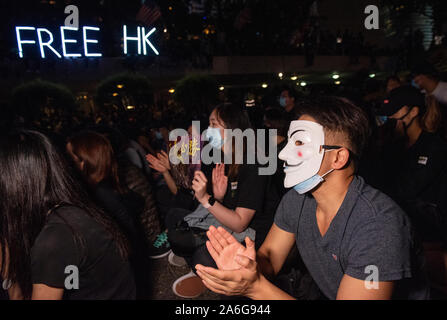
[274,176,429,300]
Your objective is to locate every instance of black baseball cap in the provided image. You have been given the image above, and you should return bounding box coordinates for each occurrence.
[379,85,426,117]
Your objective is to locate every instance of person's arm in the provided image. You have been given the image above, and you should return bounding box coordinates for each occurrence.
[162,171,178,195]
[1,244,24,300]
[336,275,394,300]
[32,284,64,300]
[196,226,296,300]
[256,223,296,279]
[193,171,254,233]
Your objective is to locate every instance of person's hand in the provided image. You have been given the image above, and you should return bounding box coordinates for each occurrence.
[195,226,259,297]
[157,150,171,171]
[205,226,255,270]
[212,164,228,201]
[414,74,439,93]
[146,154,169,173]
[192,171,208,203]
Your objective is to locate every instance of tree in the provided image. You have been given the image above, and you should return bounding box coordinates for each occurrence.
[173,74,218,116]
[95,73,153,112]
[12,79,76,128]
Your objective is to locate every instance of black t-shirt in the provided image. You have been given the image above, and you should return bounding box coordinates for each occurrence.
[221,163,268,245]
[274,176,430,300]
[31,205,136,300]
[381,131,447,242]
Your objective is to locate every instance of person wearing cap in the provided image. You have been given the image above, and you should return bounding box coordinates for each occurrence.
[377,86,447,292]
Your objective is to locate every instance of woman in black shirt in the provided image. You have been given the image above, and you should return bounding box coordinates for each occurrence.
[0,130,135,299]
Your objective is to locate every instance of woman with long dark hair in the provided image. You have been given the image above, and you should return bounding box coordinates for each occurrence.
[0,130,135,300]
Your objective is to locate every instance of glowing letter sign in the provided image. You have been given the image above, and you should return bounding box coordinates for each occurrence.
[123,25,159,56]
[15,24,159,58]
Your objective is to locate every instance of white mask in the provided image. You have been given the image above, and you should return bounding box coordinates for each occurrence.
[278,120,326,188]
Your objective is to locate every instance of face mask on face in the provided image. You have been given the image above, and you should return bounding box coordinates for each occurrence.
[279,120,340,193]
[155,131,163,140]
[279,96,287,108]
[205,127,224,149]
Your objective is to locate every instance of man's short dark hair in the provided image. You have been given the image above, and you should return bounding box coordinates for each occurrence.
[296,96,371,167]
[280,85,298,100]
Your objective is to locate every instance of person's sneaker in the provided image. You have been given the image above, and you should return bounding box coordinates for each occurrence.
[149,231,171,259]
[168,251,187,267]
[172,271,207,299]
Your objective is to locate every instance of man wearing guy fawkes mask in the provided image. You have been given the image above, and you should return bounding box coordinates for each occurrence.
[194,97,429,300]
[376,86,447,246]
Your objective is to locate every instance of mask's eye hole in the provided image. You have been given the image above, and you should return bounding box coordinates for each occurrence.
[295,140,303,146]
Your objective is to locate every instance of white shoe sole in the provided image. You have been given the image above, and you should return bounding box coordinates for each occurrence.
[168,251,187,267]
[149,248,172,260]
[172,271,206,299]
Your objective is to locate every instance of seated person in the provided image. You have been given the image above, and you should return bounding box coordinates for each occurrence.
[195,96,430,300]
[0,130,135,300]
[165,103,267,299]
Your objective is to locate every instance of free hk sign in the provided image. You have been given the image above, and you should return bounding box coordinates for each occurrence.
[15,25,159,59]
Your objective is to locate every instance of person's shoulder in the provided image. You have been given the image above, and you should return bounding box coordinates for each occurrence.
[47,204,89,224]
[351,176,408,225]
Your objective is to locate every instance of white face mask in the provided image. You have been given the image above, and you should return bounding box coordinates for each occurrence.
[278,120,326,189]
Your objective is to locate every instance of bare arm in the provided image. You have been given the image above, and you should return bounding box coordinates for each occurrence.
[256,223,296,279]
[336,274,394,300]
[32,284,64,300]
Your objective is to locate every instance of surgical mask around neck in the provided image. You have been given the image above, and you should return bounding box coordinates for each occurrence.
[293,169,334,194]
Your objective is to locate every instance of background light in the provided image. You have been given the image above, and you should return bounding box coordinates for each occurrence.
[126,105,135,110]
[369,73,376,78]
[278,72,283,78]
[290,76,298,81]
[332,74,340,80]
[300,81,307,87]
[169,88,175,93]
[335,81,341,85]
[219,86,224,91]
[117,84,124,89]
[261,83,268,88]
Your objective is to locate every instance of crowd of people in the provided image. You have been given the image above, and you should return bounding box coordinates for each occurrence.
[1,70,447,300]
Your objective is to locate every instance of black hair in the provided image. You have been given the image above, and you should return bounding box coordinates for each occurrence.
[0,130,129,299]
[296,96,371,169]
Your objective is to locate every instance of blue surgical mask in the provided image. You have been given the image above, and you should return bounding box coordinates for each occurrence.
[205,127,224,149]
[279,96,287,108]
[293,169,334,194]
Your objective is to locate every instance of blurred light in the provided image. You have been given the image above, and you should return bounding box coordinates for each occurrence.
[126,105,135,110]
[219,86,224,91]
[300,81,307,87]
[112,92,119,97]
[336,37,342,44]
[83,95,87,99]
[261,83,268,88]
[203,28,210,35]
[335,81,341,85]
[163,28,167,33]
[332,74,340,80]
[169,88,175,93]
[369,73,376,78]
[168,6,173,11]
[117,84,124,89]
[245,99,255,107]
[290,76,298,81]
[49,0,56,4]
[278,72,283,78]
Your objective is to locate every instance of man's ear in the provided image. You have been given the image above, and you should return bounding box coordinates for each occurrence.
[332,148,350,170]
